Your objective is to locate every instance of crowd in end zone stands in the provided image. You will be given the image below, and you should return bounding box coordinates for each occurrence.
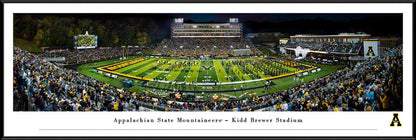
[281,41,363,54]
[13,44,402,111]
[268,47,402,111]
[38,47,143,65]
[152,37,262,56]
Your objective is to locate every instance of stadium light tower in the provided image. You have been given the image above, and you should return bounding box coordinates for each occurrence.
[126,45,129,58]
[122,45,126,59]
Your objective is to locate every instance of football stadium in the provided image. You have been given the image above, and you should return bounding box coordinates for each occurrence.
[13,14,403,112]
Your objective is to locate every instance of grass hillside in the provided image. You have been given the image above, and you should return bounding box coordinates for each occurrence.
[14,38,43,53]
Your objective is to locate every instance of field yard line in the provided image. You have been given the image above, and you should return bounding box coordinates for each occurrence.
[164,60,183,81]
[171,60,187,81]
[161,60,178,70]
[145,60,176,79]
[195,61,200,82]
[101,57,142,69]
[210,60,220,83]
[195,60,206,82]
[114,58,151,72]
[232,65,244,81]
[269,60,299,72]
[184,67,190,82]
[226,60,246,81]
[213,60,229,82]
[115,58,154,73]
[273,58,299,71]
[183,61,192,82]
[195,61,202,83]
[185,60,200,83]
[225,60,243,81]
[172,60,192,82]
[127,61,160,76]
[145,71,161,79]
[184,64,193,82]
[213,60,221,81]
[246,63,267,78]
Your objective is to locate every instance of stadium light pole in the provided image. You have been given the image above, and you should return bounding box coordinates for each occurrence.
[127,46,129,57]
[122,45,126,59]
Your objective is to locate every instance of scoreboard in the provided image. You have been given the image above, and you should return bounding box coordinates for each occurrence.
[74,31,98,49]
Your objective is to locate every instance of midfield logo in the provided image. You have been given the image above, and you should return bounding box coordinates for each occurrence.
[201,66,214,70]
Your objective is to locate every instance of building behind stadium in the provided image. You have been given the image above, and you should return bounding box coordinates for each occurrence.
[279,32,402,61]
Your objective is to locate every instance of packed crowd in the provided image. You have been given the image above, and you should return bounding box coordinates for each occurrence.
[281,41,363,54]
[14,46,157,111]
[13,44,402,111]
[262,46,402,111]
[38,47,143,65]
[152,37,261,56]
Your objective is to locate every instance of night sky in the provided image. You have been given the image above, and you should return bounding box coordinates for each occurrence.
[164,13,402,37]
[17,13,404,39]
[168,13,395,23]
[56,13,400,24]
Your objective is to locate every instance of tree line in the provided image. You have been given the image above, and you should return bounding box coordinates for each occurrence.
[14,14,170,49]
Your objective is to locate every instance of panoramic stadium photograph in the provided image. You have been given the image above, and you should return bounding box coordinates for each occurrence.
[13,13,403,112]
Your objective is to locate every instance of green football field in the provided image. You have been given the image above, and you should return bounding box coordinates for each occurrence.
[78,56,346,101]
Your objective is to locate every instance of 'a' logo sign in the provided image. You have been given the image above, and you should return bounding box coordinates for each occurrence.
[366,46,376,56]
[390,113,402,127]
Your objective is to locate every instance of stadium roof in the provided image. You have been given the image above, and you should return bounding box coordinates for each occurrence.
[183,23,233,26]
[291,33,371,38]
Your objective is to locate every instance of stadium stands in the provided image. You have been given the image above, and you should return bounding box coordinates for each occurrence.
[38,47,144,65]
[152,37,261,56]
